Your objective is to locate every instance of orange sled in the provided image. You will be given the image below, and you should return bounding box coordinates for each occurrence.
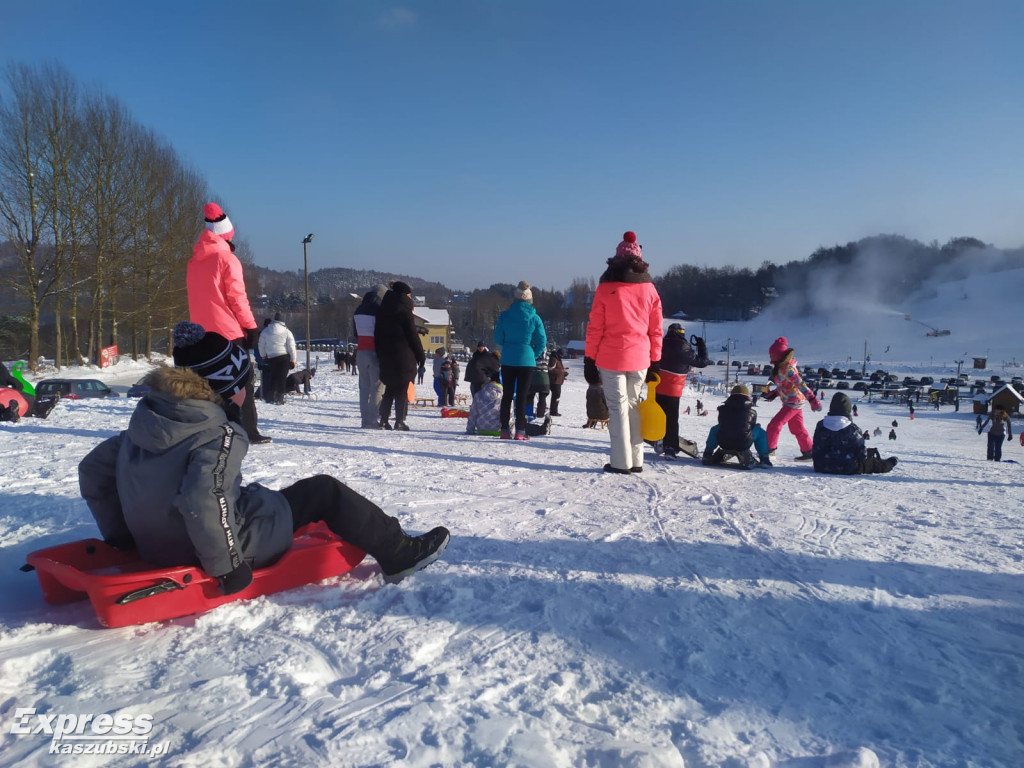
[25,523,365,628]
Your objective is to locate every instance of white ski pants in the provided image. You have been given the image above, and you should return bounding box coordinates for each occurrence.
[601,368,646,470]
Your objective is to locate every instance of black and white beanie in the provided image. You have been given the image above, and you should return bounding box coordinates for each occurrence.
[172,321,251,397]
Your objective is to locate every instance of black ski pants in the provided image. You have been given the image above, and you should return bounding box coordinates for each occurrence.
[281,475,403,558]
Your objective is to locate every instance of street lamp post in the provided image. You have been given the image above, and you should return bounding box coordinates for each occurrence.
[302,234,314,394]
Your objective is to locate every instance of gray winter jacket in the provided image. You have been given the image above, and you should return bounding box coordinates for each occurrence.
[78,367,293,577]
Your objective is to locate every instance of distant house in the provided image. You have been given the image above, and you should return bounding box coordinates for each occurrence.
[987,384,1024,416]
[566,340,586,358]
[412,307,451,352]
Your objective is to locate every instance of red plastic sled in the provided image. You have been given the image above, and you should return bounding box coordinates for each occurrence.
[441,407,469,418]
[25,524,366,628]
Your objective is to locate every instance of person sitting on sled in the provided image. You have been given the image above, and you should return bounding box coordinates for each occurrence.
[0,361,59,421]
[466,369,550,437]
[812,392,898,474]
[466,369,503,436]
[701,385,772,469]
[78,322,449,594]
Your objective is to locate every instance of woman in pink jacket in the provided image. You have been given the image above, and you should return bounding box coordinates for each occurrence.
[187,203,268,443]
[584,232,664,474]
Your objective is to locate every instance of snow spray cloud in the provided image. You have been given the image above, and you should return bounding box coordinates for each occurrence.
[767,236,1022,320]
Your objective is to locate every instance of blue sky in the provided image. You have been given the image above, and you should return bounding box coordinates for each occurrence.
[3,1,1022,290]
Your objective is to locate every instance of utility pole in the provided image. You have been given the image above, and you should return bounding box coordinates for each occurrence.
[302,233,314,394]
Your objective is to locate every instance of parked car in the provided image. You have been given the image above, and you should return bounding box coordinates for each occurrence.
[853,382,869,391]
[126,377,151,398]
[919,376,934,385]
[835,381,849,389]
[35,378,119,400]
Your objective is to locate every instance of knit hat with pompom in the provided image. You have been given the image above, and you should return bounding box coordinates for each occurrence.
[769,336,790,363]
[204,203,234,241]
[172,321,251,397]
[615,231,643,259]
[514,281,533,303]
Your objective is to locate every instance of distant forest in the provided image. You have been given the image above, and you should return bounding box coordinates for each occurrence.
[2,62,1022,366]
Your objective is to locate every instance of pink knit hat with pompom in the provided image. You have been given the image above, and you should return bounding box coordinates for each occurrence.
[769,336,790,363]
[615,231,642,258]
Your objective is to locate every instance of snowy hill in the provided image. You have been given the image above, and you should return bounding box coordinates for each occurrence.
[694,254,1023,375]
[0,263,1021,767]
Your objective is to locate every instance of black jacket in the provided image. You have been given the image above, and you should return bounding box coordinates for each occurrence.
[0,362,22,392]
[465,349,500,388]
[374,290,426,387]
[587,383,609,420]
[660,332,709,375]
[716,394,757,451]
[812,416,866,475]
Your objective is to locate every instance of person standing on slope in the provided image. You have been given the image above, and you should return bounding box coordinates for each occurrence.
[187,202,268,443]
[374,281,426,431]
[654,323,710,458]
[353,285,388,428]
[584,231,664,473]
[494,281,548,440]
[762,336,820,459]
[258,312,297,404]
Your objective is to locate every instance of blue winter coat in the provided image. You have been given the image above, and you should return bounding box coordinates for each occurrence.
[812,416,866,475]
[494,300,547,367]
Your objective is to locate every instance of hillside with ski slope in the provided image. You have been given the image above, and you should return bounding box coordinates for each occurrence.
[0,261,1021,768]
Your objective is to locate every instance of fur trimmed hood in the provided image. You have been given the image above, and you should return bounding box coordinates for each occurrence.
[599,255,653,284]
[142,365,223,405]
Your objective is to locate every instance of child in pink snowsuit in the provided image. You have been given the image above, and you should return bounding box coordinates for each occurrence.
[763,337,821,458]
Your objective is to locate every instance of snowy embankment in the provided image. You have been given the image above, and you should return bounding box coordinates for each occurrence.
[0,341,1021,767]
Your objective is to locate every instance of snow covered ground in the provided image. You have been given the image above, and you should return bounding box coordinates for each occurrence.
[1,264,1021,767]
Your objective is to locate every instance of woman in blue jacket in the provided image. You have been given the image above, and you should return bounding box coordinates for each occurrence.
[493,281,547,440]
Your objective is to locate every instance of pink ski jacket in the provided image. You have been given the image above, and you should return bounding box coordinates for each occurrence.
[771,355,815,408]
[187,231,257,342]
[585,281,663,372]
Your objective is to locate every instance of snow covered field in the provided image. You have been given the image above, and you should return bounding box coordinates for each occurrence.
[1,266,1022,767]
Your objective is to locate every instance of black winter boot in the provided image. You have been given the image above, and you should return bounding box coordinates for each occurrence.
[378,527,451,583]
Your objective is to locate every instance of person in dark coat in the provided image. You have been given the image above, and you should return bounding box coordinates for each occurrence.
[465,341,500,396]
[79,322,449,591]
[978,404,1013,461]
[547,352,567,416]
[374,281,425,431]
[285,367,315,394]
[583,356,609,427]
[654,324,710,457]
[527,356,551,418]
[813,392,897,474]
[701,385,771,468]
[353,286,388,428]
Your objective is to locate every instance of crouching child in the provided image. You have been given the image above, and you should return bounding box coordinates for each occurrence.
[467,372,503,436]
[583,359,609,428]
[702,384,771,469]
[78,322,449,593]
[812,392,897,474]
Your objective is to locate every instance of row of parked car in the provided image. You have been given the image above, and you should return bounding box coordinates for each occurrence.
[33,376,152,400]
